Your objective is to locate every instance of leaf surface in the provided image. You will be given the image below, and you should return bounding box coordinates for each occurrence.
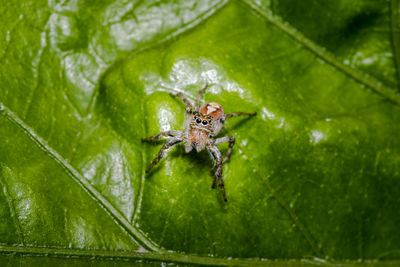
[1,0,400,265]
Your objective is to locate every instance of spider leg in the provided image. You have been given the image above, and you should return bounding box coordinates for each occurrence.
[141,130,182,142]
[208,144,227,201]
[195,83,211,111]
[215,136,235,164]
[145,137,183,173]
[224,111,257,119]
[170,92,193,113]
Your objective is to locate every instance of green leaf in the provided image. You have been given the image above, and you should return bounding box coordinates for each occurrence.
[1,0,400,266]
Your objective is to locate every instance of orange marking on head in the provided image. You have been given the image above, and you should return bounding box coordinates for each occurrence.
[200,102,224,119]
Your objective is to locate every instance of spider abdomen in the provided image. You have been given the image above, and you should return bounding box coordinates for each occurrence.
[200,102,224,119]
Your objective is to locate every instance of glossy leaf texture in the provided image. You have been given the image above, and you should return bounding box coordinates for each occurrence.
[1,0,400,266]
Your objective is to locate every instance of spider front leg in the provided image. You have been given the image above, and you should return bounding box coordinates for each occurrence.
[141,130,182,142]
[215,136,235,164]
[145,137,183,173]
[208,144,227,201]
[170,92,193,113]
[195,83,211,111]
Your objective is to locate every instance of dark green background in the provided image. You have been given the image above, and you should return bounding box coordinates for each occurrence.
[1,0,400,265]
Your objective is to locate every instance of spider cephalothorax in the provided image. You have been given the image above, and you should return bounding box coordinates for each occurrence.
[186,103,224,153]
[142,84,256,201]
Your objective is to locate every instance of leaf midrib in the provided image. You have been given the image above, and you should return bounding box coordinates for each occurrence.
[2,245,396,267]
[0,103,161,252]
[0,174,25,245]
[390,0,400,90]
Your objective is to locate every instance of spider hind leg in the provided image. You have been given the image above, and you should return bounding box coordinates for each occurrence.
[208,144,227,201]
[215,136,235,164]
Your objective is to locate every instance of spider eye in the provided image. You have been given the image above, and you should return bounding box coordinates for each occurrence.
[193,116,197,119]
[196,118,202,123]
[202,120,208,125]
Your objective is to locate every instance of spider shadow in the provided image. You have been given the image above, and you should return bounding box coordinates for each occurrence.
[170,94,190,110]
[144,141,212,179]
[170,144,213,170]
[224,114,257,133]
[145,142,229,207]
[141,139,167,146]
[170,146,231,208]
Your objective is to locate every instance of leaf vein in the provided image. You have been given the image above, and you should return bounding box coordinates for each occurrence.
[118,70,146,224]
[0,245,276,266]
[234,141,321,257]
[264,177,322,257]
[22,34,49,120]
[390,0,400,90]
[0,102,161,252]
[0,172,25,245]
[241,0,400,106]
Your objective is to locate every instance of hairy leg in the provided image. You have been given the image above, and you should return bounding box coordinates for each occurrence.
[224,111,257,119]
[145,137,183,173]
[195,84,211,111]
[170,92,193,113]
[141,130,182,142]
[215,136,235,164]
[208,144,227,201]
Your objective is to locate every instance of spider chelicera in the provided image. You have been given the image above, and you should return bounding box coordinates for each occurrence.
[141,84,256,201]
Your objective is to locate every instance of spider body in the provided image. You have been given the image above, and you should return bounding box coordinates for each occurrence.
[185,103,224,153]
[142,84,256,201]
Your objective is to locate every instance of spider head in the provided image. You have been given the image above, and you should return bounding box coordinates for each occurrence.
[190,102,225,136]
[192,111,213,129]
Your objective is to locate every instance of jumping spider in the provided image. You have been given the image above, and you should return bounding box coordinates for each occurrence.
[141,84,256,201]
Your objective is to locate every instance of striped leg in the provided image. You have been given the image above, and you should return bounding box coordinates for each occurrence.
[195,84,211,111]
[145,137,183,173]
[141,130,182,142]
[171,92,193,113]
[215,136,235,164]
[208,144,227,201]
